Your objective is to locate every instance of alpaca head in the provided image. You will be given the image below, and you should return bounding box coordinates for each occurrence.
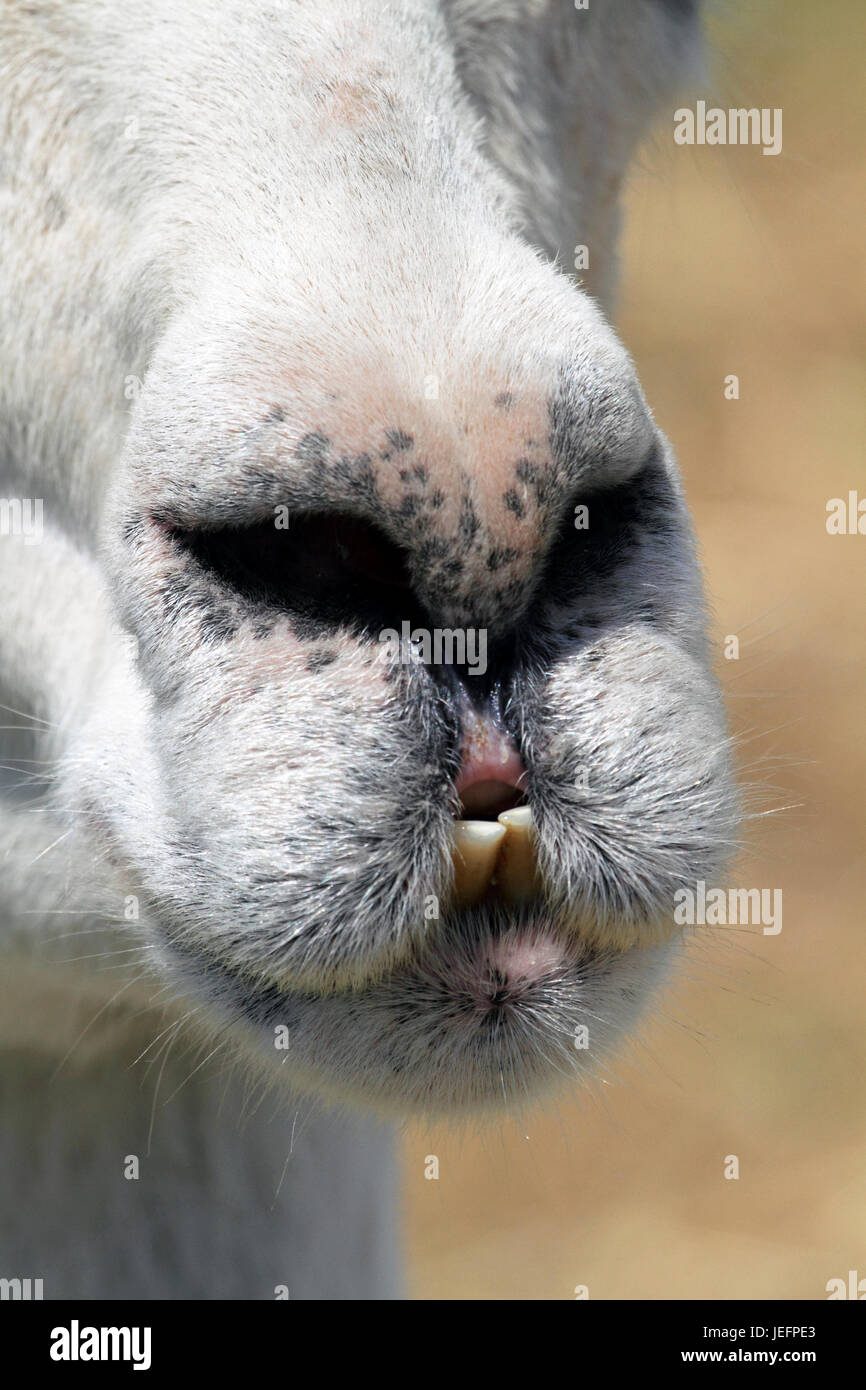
[61,234,735,1115]
[45,0,734,1116]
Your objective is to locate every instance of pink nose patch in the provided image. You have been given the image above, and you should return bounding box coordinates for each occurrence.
[455,706,526,817]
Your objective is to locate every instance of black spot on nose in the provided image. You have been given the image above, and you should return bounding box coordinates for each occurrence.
[386,429,414,452]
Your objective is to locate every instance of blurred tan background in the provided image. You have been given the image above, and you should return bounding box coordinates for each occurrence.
[403,0,866,1299]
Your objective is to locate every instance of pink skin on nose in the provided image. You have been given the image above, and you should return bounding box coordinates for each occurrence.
[454,705,526,817]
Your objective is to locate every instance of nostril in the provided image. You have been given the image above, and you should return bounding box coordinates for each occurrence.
[166,510,422,634]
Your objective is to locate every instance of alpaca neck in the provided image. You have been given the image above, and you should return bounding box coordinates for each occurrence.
[0,806,400,1302]
[0,1031,399,1300]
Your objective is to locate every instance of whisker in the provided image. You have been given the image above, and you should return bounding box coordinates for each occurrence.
[0,701,55,728]
[50,975,143,1079]
[29,827,73,864]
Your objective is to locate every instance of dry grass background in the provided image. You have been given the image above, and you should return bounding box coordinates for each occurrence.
[403,0,866,1300]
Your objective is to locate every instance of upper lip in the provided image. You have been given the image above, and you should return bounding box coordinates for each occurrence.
[454,691,524,771]
[450,702,537,906]
[455,718,527,817]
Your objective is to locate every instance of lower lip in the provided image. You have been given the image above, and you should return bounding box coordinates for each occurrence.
[482,930,568,983]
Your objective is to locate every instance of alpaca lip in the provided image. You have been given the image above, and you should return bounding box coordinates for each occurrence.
[454,706,526,818]
[458,777,524,818]
[165,904,647,1118]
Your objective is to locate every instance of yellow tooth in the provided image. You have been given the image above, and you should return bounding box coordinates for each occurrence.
[495,806,541,903]
[450,820,507,907]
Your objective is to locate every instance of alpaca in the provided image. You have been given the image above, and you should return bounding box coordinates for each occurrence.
[0,0,736,1299]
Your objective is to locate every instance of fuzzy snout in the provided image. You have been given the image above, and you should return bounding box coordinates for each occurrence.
[85,247,739,1106]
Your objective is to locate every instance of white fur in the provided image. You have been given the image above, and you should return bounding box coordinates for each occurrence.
[0,0,732,1298]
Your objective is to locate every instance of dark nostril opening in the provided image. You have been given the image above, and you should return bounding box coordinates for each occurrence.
[459,779,525,820]
[166,510,425,634]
